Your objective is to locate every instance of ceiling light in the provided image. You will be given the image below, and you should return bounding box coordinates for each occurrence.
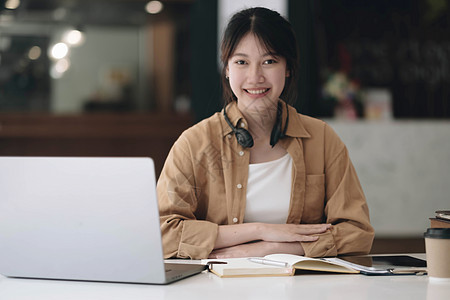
[55,58,70,73]
[5,0,20,10]
[50,59,71,79]
[28,46,42,60]
[63,29,85,46]
[50,43,69,60]
[53,8,68,21]
[145,1,164,14]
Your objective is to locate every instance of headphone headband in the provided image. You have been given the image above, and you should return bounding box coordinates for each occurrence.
[223,102,289,148]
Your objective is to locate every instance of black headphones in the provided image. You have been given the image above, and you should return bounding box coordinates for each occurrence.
[223,101,289,148]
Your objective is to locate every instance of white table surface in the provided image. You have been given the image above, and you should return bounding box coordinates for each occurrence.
[0,254,449,300]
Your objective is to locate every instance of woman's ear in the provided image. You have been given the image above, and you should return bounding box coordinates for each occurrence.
[226,66,229,79]
[286,69,290,77]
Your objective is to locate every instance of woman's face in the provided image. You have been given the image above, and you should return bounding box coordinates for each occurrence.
[226,33,288,113]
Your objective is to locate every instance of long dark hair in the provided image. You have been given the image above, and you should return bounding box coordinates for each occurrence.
[220,7,300,105]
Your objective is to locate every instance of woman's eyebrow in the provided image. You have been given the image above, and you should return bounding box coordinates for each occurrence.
[231,53,248,58]
[231,52,278,58]
[264,51,279,57]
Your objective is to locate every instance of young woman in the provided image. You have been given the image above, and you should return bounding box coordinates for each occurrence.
[157,7,374,259]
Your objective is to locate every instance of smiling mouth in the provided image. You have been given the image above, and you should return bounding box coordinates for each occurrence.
[245,88,270,95]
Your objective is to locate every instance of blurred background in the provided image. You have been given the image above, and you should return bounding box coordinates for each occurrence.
[1,0,449,253]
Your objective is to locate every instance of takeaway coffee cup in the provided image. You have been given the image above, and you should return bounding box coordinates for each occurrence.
[424,228,450,280]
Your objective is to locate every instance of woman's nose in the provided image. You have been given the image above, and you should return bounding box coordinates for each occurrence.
[247,65,264,83]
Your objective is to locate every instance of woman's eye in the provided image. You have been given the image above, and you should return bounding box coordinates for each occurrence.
[264,59,277,65]
[236,60,246,65]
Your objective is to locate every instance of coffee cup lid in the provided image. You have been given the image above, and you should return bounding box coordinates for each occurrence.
[424,228,450,239]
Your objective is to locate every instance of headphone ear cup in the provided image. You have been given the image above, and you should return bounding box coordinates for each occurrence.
[223,104,254,148]
[235,128,254,148]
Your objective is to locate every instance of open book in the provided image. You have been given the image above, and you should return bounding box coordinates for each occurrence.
[203,254,358,278]
[203,254,427,278]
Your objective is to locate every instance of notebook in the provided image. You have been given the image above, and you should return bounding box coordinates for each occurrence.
[0,156,206,284]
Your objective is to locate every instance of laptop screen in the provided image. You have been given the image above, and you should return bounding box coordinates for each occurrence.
[0,157,169,284]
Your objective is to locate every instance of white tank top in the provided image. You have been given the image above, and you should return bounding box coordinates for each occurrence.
[244,153,292,224]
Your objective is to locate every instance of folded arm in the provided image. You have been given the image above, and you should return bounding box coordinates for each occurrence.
[210,223,331,258]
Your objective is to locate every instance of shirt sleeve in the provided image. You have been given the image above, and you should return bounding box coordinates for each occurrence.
[157,135,218,259]
[301,124,374,257]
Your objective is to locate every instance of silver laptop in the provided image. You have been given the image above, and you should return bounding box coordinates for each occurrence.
[0,156,206,284]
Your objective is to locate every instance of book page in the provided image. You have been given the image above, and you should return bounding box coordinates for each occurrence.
[201,258,294,277]
[265,254,359,274]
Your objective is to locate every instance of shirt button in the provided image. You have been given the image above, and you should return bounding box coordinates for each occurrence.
[237,184,242,189]
[239,151,244,156]
[240,123,246,128]
[233,217,238,223]
[227,134,232,139]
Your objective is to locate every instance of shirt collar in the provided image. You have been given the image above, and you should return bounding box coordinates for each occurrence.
[220,101,311,139]
[284,103,311,138]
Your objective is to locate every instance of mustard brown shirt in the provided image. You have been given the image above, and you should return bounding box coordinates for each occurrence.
[157,102,374,259]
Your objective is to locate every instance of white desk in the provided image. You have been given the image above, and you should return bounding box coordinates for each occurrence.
[0,271,448,300]
[0,255,449,300]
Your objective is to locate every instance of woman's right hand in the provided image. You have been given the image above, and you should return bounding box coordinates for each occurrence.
[256,223,331,243]
[214,222,331,250]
